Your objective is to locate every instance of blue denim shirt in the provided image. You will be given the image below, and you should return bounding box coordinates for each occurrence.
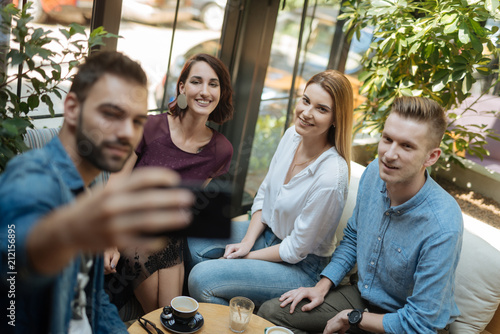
[0,137,126,334]
[321,159,463,334]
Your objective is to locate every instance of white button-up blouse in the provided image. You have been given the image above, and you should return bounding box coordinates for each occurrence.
[251,126,349,264]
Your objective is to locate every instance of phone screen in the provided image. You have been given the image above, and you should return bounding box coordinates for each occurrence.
[182,180,232,239]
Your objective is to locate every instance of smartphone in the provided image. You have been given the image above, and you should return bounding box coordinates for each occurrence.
[181,180,232,239]
[145,180,232,239]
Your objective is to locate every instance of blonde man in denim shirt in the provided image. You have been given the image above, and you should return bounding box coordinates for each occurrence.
[258,97,463,334]
[0,52,194,333]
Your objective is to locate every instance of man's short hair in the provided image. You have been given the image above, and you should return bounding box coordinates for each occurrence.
[70,51,147,103]
[390,96,447,149]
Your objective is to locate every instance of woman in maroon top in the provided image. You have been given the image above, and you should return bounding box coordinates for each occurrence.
[105,54,234,314]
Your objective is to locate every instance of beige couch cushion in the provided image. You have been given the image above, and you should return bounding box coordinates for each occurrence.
[451,229,500,333]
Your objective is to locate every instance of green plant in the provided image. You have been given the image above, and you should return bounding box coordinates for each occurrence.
[340,0,500,166]
[249,114,287,173]
[0,1,117,172]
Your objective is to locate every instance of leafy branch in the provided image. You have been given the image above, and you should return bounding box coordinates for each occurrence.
[340,0,500,167]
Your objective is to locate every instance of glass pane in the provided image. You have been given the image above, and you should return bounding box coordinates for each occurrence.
[345,25,372,110]
[116,0,226,113]
[242,0,340,207]
[8,0,95,129]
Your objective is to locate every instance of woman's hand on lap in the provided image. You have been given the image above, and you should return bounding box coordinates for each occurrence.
[223,241,252,259]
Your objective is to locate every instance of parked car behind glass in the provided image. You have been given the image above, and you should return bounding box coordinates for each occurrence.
[190,0,226,30]
[14,0,193,25]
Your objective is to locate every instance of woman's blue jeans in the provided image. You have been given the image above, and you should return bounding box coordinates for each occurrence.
[186,220,330,307]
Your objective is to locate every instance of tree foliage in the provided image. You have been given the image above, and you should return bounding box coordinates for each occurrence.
[0,2,117,172]
[340,0,500,165]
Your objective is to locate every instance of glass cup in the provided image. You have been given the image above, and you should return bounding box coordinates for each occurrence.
[229,296,255,333]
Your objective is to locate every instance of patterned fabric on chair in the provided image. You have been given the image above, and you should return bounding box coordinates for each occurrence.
[23,128,61,148]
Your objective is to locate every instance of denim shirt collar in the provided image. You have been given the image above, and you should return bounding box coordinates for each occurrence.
[46,136,85,192]
[380,168,433,216]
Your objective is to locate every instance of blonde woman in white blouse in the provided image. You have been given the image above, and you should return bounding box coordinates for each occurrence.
[187,70,354,306]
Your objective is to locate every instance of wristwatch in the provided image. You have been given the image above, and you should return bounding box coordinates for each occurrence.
[348,309,364,328]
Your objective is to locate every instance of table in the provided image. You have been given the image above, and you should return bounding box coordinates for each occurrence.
[128,302,275,334]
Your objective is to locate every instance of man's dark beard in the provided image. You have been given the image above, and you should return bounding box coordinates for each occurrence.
[75,124,133,173]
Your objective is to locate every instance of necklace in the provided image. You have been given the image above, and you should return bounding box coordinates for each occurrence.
[291,142,328,172]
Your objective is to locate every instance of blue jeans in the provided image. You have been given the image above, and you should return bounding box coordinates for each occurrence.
[186,221,330,307]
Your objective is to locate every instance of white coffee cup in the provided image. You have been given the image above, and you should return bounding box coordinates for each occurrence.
[265,326,294,334]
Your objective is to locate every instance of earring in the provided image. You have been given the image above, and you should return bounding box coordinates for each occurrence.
[176,93,187,109]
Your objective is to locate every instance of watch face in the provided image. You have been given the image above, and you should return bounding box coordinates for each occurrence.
[349,309,363,325]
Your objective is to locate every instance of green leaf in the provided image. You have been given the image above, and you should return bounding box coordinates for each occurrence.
[51,70,61,81]
[27,95,39,109]
[53,89,62,99]
[462,73,474,94]
[400,88,413,96]
[470,33,483,53]
[454,55,469,64]
[68,60,80,71]
[35,68,48,80]
[2,122,18,136]
[452,69,467,81]
[433,69,450,82]
[358,70,373,82]
[476,67,491,75]
[409,41,422,54]
[59,28,71,39]
[41,95,55,117]
[31,78,41,93]
[31,27,44,41]
[450,63,467,71]
[10,51,25,65]
[3,117,31,130]
[478,57,494,65]
[444,21,458,34]
[440,13,458,25]
[37,47,52,60]
[458,21,471,44]
[432,70,450,92]
[18,102,29,114]
[424,43,434,59]
[69,23,86,36]
[469,18,486,38]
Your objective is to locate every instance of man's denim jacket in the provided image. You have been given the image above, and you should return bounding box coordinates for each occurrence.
[0,137,126,333]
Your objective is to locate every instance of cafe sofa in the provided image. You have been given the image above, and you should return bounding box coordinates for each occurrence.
[23,127,500,333]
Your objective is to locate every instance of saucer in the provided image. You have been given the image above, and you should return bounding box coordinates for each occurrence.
[160,311,204,333]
